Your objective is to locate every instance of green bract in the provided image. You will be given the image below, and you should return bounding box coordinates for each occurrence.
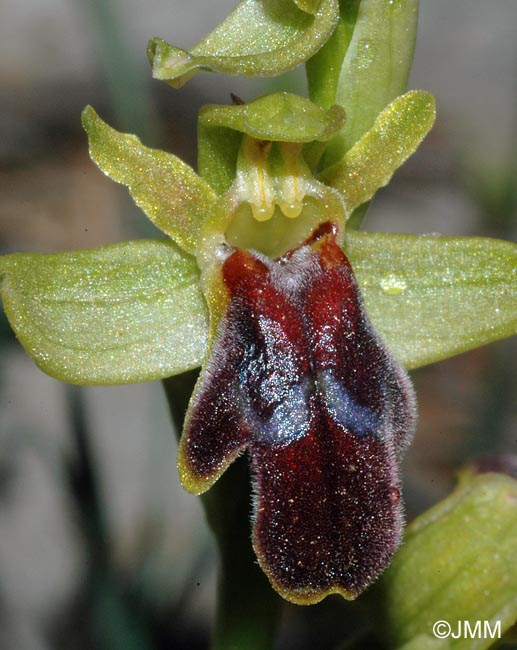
[377,471,517,649]
[307,0,419,167]
[148,0,339,87]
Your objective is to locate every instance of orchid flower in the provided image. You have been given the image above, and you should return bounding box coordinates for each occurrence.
[1,0,516,613]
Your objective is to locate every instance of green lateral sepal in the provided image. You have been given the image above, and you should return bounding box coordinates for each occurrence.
[346,230,517,369]
[0,240,208,385]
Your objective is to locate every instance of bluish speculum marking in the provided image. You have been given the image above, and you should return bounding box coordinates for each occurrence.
[240,379,312,446]
[235,294,312,446]
[318,368,382,438]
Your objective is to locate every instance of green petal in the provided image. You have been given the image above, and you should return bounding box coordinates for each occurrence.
[148,0,339,87]
[377,472,517,649]
[82,106,216,254]
[0,240,208,385]
[307,0,419,168]
[345,231,517,369]
[320,91,435,215]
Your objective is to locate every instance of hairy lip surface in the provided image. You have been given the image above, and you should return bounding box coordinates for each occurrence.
[179,222,416,604]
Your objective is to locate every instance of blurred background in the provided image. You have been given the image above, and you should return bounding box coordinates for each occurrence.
[0,1,516,648]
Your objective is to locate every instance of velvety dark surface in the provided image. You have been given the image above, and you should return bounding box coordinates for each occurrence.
[182,223,416,602]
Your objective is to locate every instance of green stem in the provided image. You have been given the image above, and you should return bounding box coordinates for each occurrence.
[162,372,283,650]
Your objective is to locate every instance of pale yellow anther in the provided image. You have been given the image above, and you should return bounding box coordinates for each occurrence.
[275,142,309,219]
[251,202,276,221]
[236,137,314,223]
[279,201,303,219]
[239,136,276,221]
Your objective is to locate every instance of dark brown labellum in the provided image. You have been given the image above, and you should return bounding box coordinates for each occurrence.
[179,222,416,604]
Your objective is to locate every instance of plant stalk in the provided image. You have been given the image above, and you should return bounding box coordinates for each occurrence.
[163,372,283,650]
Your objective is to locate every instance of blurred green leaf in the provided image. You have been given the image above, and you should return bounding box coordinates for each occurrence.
[0,240,208,385]
[82,106,216,254]
[308,0,419,169]
[148,0,339,87]
[377,472,517,649]
[345,231,517,369]
[320,90,435,215]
